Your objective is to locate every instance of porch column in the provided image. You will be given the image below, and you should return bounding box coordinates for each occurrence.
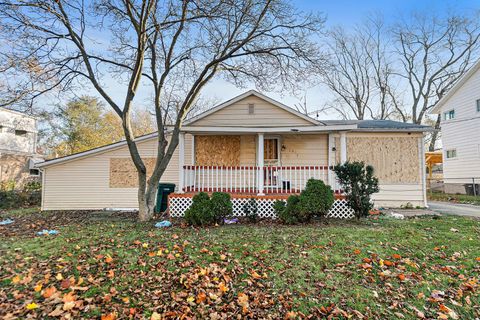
[340,131,347,163]
[257,133,265,195]
[178,132,185,193]
[327,133,335,186]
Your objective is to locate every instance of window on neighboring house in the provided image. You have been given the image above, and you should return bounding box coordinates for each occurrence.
[476,99,480,112]
[15,129,27,137]
[0,125,3,133]
[446,149,457,159]
[29,169,40,176]
[443,109,455,120]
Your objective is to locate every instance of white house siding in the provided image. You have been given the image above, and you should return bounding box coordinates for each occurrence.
[189,95,313,127]
[42,135,193,211]
[0,108,37,154]
[437,66,480,193]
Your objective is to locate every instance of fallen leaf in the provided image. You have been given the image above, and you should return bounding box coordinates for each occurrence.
[151,311,161,320]
[12,275,21,284]
[196,292,207,303]
[43,286,57,299]
[26,302,39,310]
[101,312,117,320]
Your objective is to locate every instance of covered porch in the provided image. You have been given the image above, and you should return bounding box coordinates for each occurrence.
[176,125,353,196]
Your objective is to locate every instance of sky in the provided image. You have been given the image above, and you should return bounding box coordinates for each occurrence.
[36,0,480,119]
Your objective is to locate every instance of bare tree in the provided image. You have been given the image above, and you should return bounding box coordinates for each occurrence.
[393,12,480,150]
[0,0,324,220]
[320,27,372,120]
[320,17,400,120]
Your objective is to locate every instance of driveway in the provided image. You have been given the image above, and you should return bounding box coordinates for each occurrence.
[428,201,480,218]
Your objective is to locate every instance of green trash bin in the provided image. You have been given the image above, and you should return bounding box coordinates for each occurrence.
[155,183,176,213]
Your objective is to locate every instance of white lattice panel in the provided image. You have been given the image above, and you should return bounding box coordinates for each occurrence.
[169,195,354,219]
[327,199,355,219]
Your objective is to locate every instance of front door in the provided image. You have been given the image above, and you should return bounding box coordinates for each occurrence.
[263,138,280,187]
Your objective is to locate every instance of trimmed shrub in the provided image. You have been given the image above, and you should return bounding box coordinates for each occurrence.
[298,179,334,221]
[334,161,379,220]
[243,198,259,222]
[210,192,233,223]
[276,195,301,224]
[275,179,335,224]
[184,192,214,226]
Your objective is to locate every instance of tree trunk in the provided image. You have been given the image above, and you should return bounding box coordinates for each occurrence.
[137,170,156,222]
[428,114,441,152]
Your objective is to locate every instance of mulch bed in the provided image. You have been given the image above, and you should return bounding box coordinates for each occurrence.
[0,210,138,238]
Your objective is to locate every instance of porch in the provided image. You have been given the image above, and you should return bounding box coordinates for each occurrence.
[168,192,354,219]
[176,130,349,195]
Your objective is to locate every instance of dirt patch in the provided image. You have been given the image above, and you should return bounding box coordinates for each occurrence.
[0,209,139,238]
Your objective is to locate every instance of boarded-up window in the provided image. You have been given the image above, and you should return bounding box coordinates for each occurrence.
[347,136,420,183]
[110,158,156,188]
[195,135,241,166]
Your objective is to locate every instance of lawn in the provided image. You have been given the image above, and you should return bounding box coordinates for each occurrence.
[428,192,480,206]
[0,209,479,319]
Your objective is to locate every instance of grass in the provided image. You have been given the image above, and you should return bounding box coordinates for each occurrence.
[0,208,479,319]
[428,192,480,205]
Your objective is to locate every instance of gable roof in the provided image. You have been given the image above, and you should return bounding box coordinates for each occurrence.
[430,59,480,114]
[184,90,321,126]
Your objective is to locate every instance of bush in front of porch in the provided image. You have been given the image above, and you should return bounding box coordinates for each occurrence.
[334,161,379,220]
[185,192,233,226]
[274,179,335,224]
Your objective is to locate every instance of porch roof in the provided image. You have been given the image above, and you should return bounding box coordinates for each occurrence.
[180,124,357,134]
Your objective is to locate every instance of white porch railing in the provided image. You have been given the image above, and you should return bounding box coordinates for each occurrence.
[182,165,339,194]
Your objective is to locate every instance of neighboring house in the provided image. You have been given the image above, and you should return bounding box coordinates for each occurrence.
[431,60,480,194]
[37,90,431,214]
[0,107,42,189]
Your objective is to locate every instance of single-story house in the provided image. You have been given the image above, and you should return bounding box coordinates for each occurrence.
[37,90,432,217]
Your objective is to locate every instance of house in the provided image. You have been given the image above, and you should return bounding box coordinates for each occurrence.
[430,60,480,194]
[37,91,431,216]
[0,107,42,189]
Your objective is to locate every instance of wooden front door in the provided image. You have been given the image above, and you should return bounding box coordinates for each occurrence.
[263,138,280,187]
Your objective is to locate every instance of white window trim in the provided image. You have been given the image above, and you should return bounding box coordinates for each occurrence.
[445,149,457,159]
[443,109,455,121]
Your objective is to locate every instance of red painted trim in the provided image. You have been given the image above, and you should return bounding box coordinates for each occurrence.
[183,165,330,170]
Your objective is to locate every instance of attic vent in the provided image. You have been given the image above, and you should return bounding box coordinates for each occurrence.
[248,103,255,114]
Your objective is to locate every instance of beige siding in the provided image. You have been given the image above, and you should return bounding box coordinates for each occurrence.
[190,96,313,127]
[239,135,256,165]
[42,135,192,210]
[281,134,328,165]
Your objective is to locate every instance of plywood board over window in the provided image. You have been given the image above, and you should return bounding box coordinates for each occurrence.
[347,136,420,183]
[110,158,157,188]
[195,135,241,166]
